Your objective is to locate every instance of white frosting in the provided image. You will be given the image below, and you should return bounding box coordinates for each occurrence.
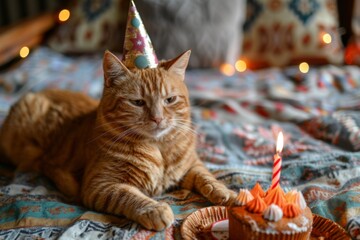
[283,216,310,233]
[297,215,310,227]
[296,191,307,210]
[235,189,254,206]
[244,214,310,234]
[286,222,309,232]
[263,204,283,222]
[285,189,307,209]
[266,222,280,234]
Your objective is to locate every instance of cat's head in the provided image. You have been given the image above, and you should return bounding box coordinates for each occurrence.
[98,50,192,141]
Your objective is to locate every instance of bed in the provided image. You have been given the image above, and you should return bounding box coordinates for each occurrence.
[0,46,359,239]
[1,0,360,239]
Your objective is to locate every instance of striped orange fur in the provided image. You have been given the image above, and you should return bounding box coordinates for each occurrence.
[0,50,236,231]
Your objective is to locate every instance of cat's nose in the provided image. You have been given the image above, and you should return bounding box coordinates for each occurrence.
[151,117,163,125]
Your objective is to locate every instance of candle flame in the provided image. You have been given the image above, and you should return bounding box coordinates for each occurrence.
[276,132,283,153]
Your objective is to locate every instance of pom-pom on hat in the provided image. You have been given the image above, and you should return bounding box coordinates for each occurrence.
[122,0,158,69]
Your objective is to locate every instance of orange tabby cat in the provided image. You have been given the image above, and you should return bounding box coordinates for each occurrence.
[0,50,236,231]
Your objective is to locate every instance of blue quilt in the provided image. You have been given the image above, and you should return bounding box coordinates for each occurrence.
[0,47,360,239]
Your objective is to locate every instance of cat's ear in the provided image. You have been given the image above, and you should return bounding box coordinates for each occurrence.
[165,50,191,81]
[103,50,132,87]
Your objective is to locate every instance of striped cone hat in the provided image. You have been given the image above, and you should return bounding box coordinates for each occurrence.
[122,0,158,69]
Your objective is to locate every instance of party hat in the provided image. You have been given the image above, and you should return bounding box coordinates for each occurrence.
[122,0,158,69]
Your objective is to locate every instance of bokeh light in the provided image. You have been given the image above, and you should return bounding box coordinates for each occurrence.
[58,9,70,22]
[322,33,332,44]
[19,46,30,58]
[220,63,235,76]
[299,62,309,73]
[235,59,247,72]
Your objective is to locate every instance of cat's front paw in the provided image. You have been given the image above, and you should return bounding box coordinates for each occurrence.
[203,183,237,206]
[136,202,174,231]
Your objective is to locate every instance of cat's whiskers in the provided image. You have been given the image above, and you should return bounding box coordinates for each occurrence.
[176,127,196,139]
[94,119,136,129]
[87,121,140,145]
[102,129,135,154]
[173,124,197,143]
[93,128,129,149]
[105,125,141,154]
[97,110,142,126]
[176,129,195,145]
[172,118,198,127]
[173,120,198,135]
[173,121,191,127]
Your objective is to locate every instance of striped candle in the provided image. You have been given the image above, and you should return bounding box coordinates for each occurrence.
[271,132,283,189]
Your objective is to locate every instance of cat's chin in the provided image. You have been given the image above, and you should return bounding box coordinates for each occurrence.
[146,127,172,140]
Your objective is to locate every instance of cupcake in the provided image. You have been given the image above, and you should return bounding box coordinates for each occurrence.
[228,183,313,240]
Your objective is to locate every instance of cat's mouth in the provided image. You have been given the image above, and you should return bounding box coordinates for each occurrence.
[149,125,171,138]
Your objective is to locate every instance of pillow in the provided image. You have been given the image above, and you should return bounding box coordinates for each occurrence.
[135,0,246,68]
[300,111,360,152]
[242,0,344,69]
[47,0,128,53]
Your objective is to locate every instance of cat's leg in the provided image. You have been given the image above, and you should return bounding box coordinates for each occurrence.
[81,182,174,231]
[181,162,236,206]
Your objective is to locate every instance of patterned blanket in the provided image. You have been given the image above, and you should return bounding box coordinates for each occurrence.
[0,47,360,239]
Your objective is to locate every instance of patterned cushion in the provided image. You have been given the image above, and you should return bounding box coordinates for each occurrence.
[300,111,360,151]
[135,0,246,68]
[47,0,128,53]
[242,0,344,69]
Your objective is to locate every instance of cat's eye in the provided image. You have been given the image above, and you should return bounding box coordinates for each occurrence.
[165,96,177,104]
[130,99,145,107]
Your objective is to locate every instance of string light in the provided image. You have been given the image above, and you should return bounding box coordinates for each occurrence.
[19,46,30,58]
[58,9,70,22]
[299,62,309,73]
[322,33,332,44]
[235,59,247,72]
[220,63,235,76]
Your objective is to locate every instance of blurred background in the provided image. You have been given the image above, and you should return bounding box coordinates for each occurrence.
[0,0,358,70]
[1,2,360,239]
